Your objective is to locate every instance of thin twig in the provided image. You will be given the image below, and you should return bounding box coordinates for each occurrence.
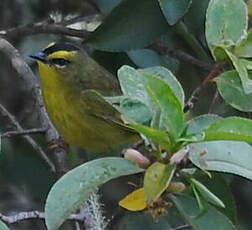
[150,43,213,72]
[184,62,224,112]
[0,38,68,175]
[0,103,55,172]
[60,14,101,26]
[0,23,89,39]
[168,49,212,72]
[1,127,46,138]
[74,221,81,230]
[168,224,190,230]
[208,89,219,114]
[0,211,87,225]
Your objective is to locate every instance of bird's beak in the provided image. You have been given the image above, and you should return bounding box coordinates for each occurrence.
[29,51,48,63]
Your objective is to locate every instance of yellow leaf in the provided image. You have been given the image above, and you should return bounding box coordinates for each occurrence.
[144,162,175,203]
[119,188,147,211]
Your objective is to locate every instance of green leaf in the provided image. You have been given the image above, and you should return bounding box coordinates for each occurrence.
[191,178,225,208]
[158,0,192,25]
[211,46,229,61]
[143,75,184,138]
[177,133,205,143]
[117,212,172,230]
[127,49,180,72]
[195,173,237,223]
[120,98,152,124]
[206,0,248,54]
[131,124,171,150]
[235,29,252,58]
[96,0,122,14]
[88,0,168,51]
[0,221,9,230]
[184,0,210,36]
[127,49,165,68]
[241,59,252,70]
[118,65,151,107]
[192,183,206,212]
[144,162,175,203]
[216,70,252,111]
[171,194,236,230]
[45,157,143,230]
[189,141,252,181]
[139,66,185,107]
[186,114,221,135]
[204,116,252,142]
[225,49,252,94]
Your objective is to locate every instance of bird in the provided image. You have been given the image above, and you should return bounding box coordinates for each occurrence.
[30,42,139,152]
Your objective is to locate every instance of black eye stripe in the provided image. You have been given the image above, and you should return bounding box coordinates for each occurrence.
[50,58,71,66]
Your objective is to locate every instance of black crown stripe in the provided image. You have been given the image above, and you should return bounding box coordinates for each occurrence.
[43,42,80,55]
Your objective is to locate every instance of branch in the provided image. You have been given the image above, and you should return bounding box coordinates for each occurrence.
[0,20,89,39]
[150,43,213,72]
[208,89,219,114]
[0,38,68,175]
[0,103,55,172]
[1,127,46,138]
[168,224,190,230]
[0,211,86,225]
[184,62,224,112]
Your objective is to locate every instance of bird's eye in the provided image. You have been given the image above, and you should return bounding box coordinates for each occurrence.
[50,58,70,68]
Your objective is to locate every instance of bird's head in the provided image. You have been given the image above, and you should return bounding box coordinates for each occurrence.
[30,42,82,82]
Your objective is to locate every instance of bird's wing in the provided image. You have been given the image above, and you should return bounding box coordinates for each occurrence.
[80,90,135,133]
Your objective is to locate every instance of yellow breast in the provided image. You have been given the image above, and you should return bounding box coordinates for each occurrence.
[37,62,136,151]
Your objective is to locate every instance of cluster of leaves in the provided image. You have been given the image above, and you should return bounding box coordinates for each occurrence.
[3,0,252,229]
[207,0,252,112]
[117,64,252,228]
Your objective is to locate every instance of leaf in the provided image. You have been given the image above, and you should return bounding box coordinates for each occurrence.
[184,0,210,36]
[158,0,192,25]
[176,133,205,144]
[88,0,169,51]
[131,124,171,150]
[192,183,205,212]
[211,46,229,61]
[144,162,175,203]
[143,75,184,138]
[204,116,252,142]
[195,173,237,223]
[96,0,122,14]
[216,70,252,111]
[45,157,143,230]
[118,66,151,107]
[0,221,9,230]
[128,49,180,72]
[206,0,248,55]
[127,49,165,68]
[190,178,225,208]
[117,212,172,230]
[241,59,252,70]
[186,114,221,135]
[171,194,236,230]
[225,49,252,94]
[139,66,185,107]
[235,29,252,58]
[119,188,147,211]
[189,141,252,181]
[120,98,152,124]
